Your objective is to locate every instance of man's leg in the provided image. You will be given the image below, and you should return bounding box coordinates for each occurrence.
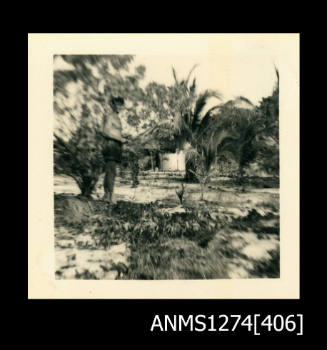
[103,160,117,204]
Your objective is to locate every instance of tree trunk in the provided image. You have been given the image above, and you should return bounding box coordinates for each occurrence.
[200,183,204,201]
[150,151,154,171]
[131,158,139,188]
[238,165,245,192]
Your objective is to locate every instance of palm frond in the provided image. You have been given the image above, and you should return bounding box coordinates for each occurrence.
[197,105,221,134]
[274,65,279,84]
[192,90,222,130]
[273,65,279,94]
[218,149,238,161]
[185,64,198,87]
[173,112,183,134]
[217,138,242,164]
[212,128,241,152]
[189,78,197,95]
[172,67,178,85]
[232,96,255,109]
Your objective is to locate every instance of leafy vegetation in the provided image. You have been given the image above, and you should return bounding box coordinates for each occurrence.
[54,55,146,197]
[84,201,219,248]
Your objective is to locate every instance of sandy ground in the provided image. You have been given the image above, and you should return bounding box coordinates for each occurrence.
[54,174,280,279]
[55,174,279,205]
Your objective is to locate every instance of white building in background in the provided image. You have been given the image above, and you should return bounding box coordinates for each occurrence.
[161,151,185,171]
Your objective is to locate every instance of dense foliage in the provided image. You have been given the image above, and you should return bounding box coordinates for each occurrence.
[54,55,146,196]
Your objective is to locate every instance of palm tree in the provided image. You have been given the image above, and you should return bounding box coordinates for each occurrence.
[170,66,259,183]
[204,96,257,180]
[168,65,227,181]
[129,65,224,179]
[132,65,258,184]
[185,95,257,184]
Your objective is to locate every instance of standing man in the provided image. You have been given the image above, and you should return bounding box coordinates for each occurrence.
[101,96,126,206]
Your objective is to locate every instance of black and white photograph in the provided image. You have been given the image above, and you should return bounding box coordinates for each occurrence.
[28,34,299,298]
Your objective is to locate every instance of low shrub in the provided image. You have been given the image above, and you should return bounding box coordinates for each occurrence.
[54,194,96,227]
[86,201,219,248]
